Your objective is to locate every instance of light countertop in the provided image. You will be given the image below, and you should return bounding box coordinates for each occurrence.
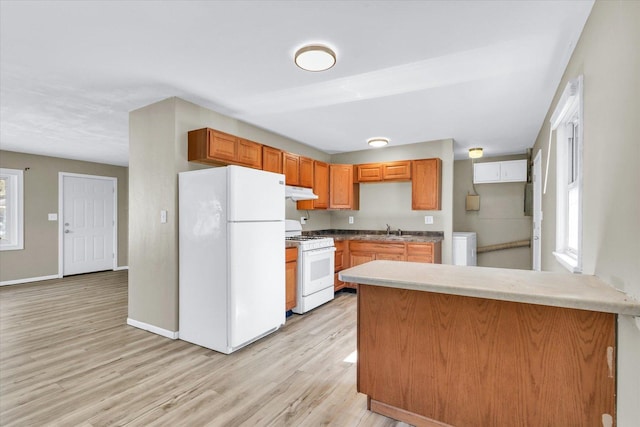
[339,261,640,316]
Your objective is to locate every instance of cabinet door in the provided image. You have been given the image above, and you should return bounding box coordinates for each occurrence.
[376,253,405,261]
[412,158,442,210]
[382,161,412,181]
[283,152,299,186]
[334,240,346,271]
[299,156,314,188]
[285,248,297,311]
[330,164,359,209]
[356,164,383,182]
[237,138,263,169]
[350,252,375,268]
[313,161,329,209]
[473,162,501,183]
[500,160,527,182]
[262,146,283,174]
[208,130,237,162]
[406,243,434,263]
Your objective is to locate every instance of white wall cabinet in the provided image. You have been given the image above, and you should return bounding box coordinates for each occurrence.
[474,160,527,184]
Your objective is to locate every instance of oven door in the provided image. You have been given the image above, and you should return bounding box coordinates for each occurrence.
[300,246,336,296]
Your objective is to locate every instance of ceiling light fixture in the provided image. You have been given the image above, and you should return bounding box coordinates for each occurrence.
[468,147,483,159]
[367,137,389,148]
[294,44,336,72]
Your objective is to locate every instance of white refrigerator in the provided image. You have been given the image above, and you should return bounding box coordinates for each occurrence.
[178,166,286,354]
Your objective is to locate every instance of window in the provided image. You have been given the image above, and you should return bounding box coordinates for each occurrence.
[0,168,24,251]
[550,76,583,272]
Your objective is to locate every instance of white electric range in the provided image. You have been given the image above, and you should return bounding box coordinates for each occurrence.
[285,220,336,314]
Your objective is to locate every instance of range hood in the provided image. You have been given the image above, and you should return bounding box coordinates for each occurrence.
[285,185,318,201]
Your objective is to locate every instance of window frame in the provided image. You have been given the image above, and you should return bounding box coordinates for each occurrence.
[551,76,583,273]
[0,168,25,251]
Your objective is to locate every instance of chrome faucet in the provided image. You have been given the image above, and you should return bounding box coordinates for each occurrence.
[386,224,391,236]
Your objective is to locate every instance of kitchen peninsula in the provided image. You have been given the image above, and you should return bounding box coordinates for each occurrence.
[340,261,640,426]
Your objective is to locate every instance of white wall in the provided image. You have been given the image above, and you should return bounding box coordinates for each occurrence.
[531,1,640,424]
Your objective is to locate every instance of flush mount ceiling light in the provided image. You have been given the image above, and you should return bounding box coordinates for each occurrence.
[367,137,389,148]
[294,44,336,72]
[468,147,484,159]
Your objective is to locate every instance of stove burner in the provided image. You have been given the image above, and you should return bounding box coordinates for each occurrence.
[285,235,327,241]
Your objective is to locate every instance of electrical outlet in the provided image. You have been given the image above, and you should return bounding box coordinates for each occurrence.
[160,210,168,224]
[424,215,434,225]
[348,216,354,224]
[300,216,306,225]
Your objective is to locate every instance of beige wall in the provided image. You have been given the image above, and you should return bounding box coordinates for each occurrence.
[329,140,454,264]
[453,155,531,269]
[128,97,331,333]
[0,150,128,283]
[531,1,640,423]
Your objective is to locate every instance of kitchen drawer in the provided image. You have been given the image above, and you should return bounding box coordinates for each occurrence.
[350,241,405,254]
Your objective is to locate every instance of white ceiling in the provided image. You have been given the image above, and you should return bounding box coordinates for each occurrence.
[0,1,594,167]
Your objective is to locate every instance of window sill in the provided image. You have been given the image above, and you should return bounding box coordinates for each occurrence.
[553,251,581,273]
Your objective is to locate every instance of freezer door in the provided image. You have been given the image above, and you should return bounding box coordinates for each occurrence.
[227,166,285,222]
[227,221,285,349]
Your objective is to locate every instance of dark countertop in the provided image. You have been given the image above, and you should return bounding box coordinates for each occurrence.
[305,229,444,243]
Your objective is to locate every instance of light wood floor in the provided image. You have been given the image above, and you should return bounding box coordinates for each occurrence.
[0,271,409,426]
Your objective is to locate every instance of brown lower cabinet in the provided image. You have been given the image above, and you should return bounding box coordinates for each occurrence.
[357,284,616,426]
[285,247,297,311]
[346,240,441,289]
[334,240,347,291]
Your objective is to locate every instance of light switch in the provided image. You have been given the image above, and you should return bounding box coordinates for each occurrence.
[48,213,58,221]
[160,210,168,224]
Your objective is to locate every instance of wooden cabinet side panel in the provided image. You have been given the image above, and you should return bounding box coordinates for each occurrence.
[187,128,209,162]
[411,159,442,210]
[358,286,616,426]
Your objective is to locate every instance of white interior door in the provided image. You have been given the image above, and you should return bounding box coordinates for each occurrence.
[62,174,116,276]
[532,151,542,271]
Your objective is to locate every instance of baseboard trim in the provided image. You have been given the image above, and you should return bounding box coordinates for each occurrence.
[114,265,129,271]
[127,318,179,340]
[0,274,60,287]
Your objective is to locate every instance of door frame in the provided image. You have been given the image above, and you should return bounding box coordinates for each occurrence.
[532,150,542,271]
[58,172,118,278]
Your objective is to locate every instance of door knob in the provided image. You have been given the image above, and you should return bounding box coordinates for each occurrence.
[533,236,539,240]
[64,222,69,226]
[65,230,71,234]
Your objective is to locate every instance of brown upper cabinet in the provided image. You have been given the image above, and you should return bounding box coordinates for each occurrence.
[412,158,442,210]
[356,161,412,183]
[188,128,262,169]
[329,164,359,210]
[297,161,329,210]
[283,152,313,188]
[299,156,314,188]
[262,146,283,174]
